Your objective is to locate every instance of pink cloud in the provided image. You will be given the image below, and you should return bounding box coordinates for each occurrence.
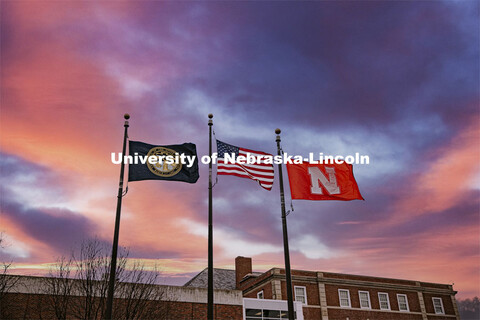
[1,0,478,301]
[388,118,480,224]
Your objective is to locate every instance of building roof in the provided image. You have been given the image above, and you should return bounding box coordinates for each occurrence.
[183,268,236,290]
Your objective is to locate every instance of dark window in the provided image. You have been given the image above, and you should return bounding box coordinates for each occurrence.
[263,310,280,318]
[246,308,263,317]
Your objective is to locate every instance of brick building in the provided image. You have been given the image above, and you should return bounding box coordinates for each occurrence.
[1,275,243,319]
[185,257,460,320]
[2,257,460,320]
[234,256,460,320]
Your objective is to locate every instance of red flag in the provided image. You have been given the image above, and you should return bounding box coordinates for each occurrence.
[286,162,363,201]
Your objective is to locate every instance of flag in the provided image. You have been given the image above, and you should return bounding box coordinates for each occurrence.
[128,141,199,183]
[286,162,363,200]
[216,140,274,190]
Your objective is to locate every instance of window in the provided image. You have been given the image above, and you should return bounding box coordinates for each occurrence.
[246,308,263,319]
[378,292,390,310]
[294,286,307,305]
[257,290,264,299]
[243,298,301,320]
[397,294,409,312]
[432,297,445,314]
[245,308,292,320]
[338,289,351,307]
[358,291,371,309]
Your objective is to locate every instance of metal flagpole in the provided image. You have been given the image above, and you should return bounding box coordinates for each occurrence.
[207,113,214,319]
[275,128,295,320]
[105,114,130,319]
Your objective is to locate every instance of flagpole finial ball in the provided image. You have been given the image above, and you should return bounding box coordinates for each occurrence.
[208,114,213,119]
[275,128,281,134]
[124,114,130,120]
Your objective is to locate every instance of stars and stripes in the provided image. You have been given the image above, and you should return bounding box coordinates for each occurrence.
[216,140,274,190]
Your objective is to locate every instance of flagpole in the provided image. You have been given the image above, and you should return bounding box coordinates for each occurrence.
[105,114,130,320]
[207,113,214,319]
[275,128,295,320]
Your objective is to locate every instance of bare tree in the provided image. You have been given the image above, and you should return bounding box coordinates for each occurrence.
[44,239,170,320]
[0,262,20,318]
[0,262,19,301]
[457,297,480,320]
[43,256,74,319]
[70,239,112,320]
[0,232,20,319]
[113,261,169,320]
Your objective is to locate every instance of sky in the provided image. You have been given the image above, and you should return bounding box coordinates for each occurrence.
[1,1,479,299]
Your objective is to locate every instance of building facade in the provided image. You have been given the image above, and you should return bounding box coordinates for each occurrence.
[2,257,460,320]
[235,256,460,320]
[1,275,243,319]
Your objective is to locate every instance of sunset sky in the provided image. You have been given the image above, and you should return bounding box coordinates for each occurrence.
[1,1,479,299]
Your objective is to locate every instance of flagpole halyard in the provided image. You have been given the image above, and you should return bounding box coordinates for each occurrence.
[275,128,295,320]
[208,113,214,320]
[105,113,130,320]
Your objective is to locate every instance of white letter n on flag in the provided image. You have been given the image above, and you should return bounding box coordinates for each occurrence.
[308,167,340,195]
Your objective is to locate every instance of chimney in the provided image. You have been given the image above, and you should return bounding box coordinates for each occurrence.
[235,256,252,289]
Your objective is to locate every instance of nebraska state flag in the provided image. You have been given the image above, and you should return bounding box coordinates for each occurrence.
[286,162,363,201]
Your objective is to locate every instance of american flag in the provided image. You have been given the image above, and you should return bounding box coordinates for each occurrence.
[216,140,274,190]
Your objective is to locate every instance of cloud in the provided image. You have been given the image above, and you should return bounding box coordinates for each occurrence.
[390,119,480,223]
[182,218,282,258]
[0,0,478,299]
[291,235,338,259]
[1,200,98,261]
